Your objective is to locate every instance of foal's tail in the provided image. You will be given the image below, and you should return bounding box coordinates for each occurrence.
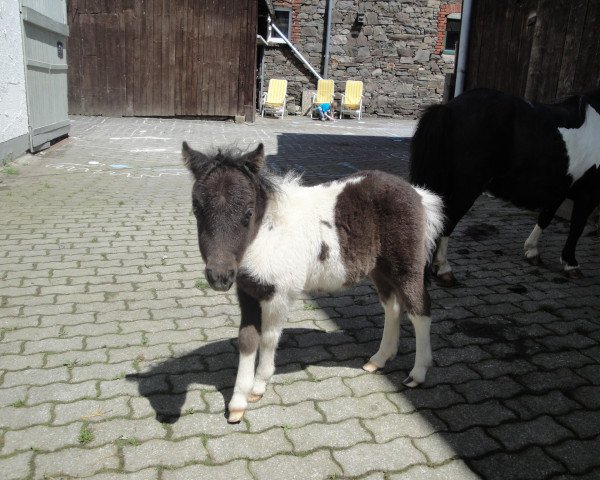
[415,187,445,263]
[409,104,452,197]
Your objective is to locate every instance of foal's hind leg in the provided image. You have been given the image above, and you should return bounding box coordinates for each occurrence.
[363,293,403,373]
[398,275,433,387]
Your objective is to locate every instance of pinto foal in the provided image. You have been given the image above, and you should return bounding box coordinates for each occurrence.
[182,142,444,423]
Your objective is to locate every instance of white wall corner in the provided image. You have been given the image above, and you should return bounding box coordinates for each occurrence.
[0,0,29,148]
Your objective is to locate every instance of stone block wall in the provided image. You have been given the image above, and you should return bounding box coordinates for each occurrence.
[262,0,461,118]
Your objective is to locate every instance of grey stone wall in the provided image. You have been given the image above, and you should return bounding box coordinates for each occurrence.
[262,0,457,118]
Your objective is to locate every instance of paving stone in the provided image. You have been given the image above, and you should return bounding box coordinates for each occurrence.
[436,400,517,430]
[70,361,134,382]
[35,444,119,478]
[570,386,600,409]
[245,400,323,432]
[0,352,44,371]
[503,390,582,420]
[89,417,167,446]
[274,376,352,404]
[287,418,372,451]
[107,343,171,364]
[23,335,83,354]
[516,367,588,394]
[437,426,501,458]
[0,403,51,429]
[2,422,81,455]
[487,415,572,451]
[333,437,426,477]
[0,451,32,480]
[164,460,252,480]
[364,411,446,442]
[91,469,159,480]
[251,451,341,480]
[453,375,524,403]
[394,460,481,480]
[54,397,131,425]
[555,410,600,439]
[433,345,492,367]
[28,380,97,404]
[171,411,247,438]
[206,427,292,463]
[319,392,397,422]
[45,348,107,368]
[123,437,207,470]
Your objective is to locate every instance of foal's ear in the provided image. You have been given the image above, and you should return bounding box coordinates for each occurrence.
[243,143,265,173]
[182,141,208,177]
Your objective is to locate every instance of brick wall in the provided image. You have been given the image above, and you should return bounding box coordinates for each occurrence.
[435,2,462,54]
[263,0,462,118]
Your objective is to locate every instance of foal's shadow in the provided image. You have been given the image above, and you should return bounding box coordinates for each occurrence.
[126,326,378,424]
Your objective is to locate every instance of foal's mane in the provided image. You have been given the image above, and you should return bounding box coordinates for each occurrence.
[185,143,280,195]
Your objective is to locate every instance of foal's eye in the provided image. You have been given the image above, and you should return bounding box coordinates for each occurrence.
[241,208,253,226]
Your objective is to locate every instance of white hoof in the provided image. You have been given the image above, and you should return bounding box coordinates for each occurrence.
[402,376,420,388]
[248,393,263,403]
[362,360,381,373]
[227,409,245,424]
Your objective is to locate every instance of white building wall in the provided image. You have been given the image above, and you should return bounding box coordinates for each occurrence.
[0,0,29,155]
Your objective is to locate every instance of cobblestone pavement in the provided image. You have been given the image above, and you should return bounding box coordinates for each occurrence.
[0,114,599,480]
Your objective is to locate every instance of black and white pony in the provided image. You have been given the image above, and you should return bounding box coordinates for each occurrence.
[410,88,600,285]
[182,142,444,423]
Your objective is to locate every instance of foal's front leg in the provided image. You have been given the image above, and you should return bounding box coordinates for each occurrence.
[229,288,261,423]
[249,297,287,401]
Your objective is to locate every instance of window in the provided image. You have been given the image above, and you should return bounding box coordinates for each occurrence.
[270,8,292,43]
[444,15,461,54]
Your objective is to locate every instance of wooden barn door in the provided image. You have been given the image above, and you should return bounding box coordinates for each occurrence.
[465,0,600,102]
[67,0,257,119]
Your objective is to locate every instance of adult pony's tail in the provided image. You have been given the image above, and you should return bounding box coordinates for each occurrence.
[414,187,445,262]
[409,104,452,197]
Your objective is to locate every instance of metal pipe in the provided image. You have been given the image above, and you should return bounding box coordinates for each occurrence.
[322,0,334,78]
[271,21,322,80]
[454,0,474,98]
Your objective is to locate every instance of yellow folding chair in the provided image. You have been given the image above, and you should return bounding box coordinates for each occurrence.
[339,80,364,119]
[310,79,335,118]
[260,79,288,119]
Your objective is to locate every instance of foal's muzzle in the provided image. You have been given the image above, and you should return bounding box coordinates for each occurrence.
[205,267,235,291]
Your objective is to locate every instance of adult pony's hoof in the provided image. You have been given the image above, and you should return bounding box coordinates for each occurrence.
[565,268,584,279]
[436,272,457,287]
[362,361,381,373]
[525,254,543,266]
[248,393,263,403]
[227,409,245,424]
[402,376,420,388]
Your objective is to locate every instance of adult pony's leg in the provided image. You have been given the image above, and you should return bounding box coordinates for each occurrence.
[561,191,600,278]
[250,295,288,402]
[524,199,564,265]
[398,273,433,387]
[363,272,402,372]
[434,187,482,286]
[229,288,261,423]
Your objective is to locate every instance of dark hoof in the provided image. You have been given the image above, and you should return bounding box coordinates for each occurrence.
[565,268,584,279]
[525,255,543,266]
[436,272,458,287]
[402,376,419,388]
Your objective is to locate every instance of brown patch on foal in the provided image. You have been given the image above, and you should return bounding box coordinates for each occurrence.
[334,171,430,315]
